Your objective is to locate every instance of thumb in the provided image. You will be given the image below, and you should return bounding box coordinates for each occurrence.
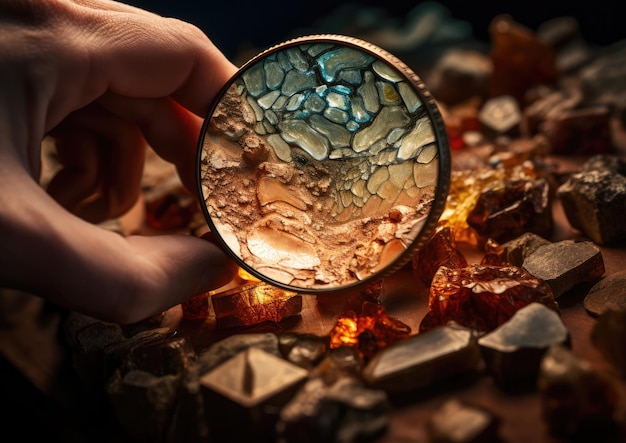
[1,169,238,324]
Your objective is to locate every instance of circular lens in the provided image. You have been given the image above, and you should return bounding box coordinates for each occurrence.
[197,34,450,293]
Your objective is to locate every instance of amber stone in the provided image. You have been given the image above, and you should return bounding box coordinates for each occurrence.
[211,282,302,328]
[488,14,559,104]
[412,224,468,286]
[421,264,559,333]
[328,301,411,360]
[441,162,539,246]
[466,178,552,244]
[181,292,210,321]
[541,105,613,156]
[145,190,198,231]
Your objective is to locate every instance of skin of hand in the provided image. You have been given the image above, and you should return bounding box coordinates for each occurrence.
[0,0,240,323]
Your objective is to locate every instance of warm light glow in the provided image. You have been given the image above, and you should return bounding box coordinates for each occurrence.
[238,267,262,282]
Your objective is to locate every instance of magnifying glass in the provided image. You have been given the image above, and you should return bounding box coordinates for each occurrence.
[197,34,450,294]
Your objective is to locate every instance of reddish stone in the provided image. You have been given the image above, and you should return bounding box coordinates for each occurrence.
[420,264,559,333]
[488,15,559,104]
[329,301,411,360]
[412,225,468,286]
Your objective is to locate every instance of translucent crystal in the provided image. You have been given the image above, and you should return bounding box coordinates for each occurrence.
[211,282,302,328]
[421,264,559,333]
[328,301,411,360]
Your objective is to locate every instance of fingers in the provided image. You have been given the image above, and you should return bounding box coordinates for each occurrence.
[66,0,238,117]
[98,94,202,194]
[1,173,238,324]
[47,102,146,222]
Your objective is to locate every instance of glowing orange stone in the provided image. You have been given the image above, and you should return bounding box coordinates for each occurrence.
[329,301,411,360]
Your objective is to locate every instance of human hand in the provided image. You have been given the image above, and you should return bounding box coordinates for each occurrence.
[0,0,239,323]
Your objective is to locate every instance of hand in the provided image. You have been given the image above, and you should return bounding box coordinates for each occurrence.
[0,0,239,323]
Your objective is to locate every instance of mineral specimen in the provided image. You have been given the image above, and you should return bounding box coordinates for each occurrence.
[488,14,558,103]
[466,177,553,244]
[107,369,182,442]
[499,232,552,267]
[584,270,626,317]
[145,186,198,231]
[362,323,482,393]
[591,307,626,378]
[276,376,390,443]
[537,345,623,439]
[210,282,302,328]
[328,301,411,360]
[557,154,626,245]
[421,264,559,333]
[521,239,605,298]
[200,347,309,441]
[411,224,468,286]
[478,303,570,389]
[426,398,500,443]
[279,332,328,369]
[124,336,195,377]
[478,95,522,136]
[181,292,210,321]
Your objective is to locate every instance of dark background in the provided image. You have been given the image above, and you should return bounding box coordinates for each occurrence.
[123,0,624,61]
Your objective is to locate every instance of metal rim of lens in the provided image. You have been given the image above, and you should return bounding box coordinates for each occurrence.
[196,34,451,294]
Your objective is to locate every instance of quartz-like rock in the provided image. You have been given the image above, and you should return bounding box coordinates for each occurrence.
[123,336,196,377]
[200,347,308,441]
[362,324,482,393]
[557,154,626,245]
[584,270,626,317]
[522,239,605,298]
[591,307,626,378]
[193,332,281,375]
[276,376,390,443]
[107,369,182,442]
[69,320,126,390]
[537,345,623,440]
[426,48,492,106]
[478,303,570,389]
[478,95,522,136]
[279,332,328,369]
[426,398,500,443]
[500,232,552,267]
